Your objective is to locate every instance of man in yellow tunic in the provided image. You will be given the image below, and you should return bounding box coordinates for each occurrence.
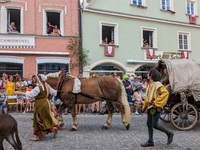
[141,69,174,147]
[24,74,62,141]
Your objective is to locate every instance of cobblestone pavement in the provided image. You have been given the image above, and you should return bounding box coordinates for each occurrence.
[2,113,200,150]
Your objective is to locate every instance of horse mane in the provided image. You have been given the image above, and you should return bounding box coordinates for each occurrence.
[46,71,61,78]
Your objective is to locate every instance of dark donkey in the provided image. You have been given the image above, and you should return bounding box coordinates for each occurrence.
[46,72,131,131]
[0,114,22,150]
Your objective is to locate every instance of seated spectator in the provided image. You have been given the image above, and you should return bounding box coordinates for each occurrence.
[122,75,132,103]
[109,40,115,46]
[132,76,140,91]
[141,86,147,101]
[47,21,54,34]
[51,96,62,112]
[52,25,61,36]
[92,101,99,114]
[0,87,8,114]
[142,78,147,87]
[16,76,26,92]
[99,101,107,115]
[16,95,24,113]
[102,36,108,44]
[23,84,33,113]
[8,22,19,33]
[137,76,142,83]
[78,104,85,115]
[132,86,143,115]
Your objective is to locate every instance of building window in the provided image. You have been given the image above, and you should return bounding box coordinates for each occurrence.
[43,10,63,36]
[142,27,157,48]
[187,2,195,15]
[179,33,189,50]
[162,0,170,10]
[100,21,118,45]
[133,0,142,6]
[135,65,154,79]
[7,9,21,33]
[38,63,69,74]
[0,63,23,76]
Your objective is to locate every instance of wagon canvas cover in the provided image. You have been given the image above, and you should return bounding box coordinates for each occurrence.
[162,59,200,102]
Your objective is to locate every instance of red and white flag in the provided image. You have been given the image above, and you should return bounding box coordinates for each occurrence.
[182,51,189,59]
[147,49,155,59]
[105,46,115,57]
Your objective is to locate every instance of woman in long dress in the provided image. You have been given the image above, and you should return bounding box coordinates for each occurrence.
[4,76,15,108]
[22,74,62,141]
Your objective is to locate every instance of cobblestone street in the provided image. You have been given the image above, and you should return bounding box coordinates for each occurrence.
[3,113,200,150]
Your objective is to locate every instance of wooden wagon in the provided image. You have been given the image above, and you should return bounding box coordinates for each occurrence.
[156,59,200,130]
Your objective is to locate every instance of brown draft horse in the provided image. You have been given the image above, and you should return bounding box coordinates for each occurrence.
[46,72,131,131]
[0,114,22,150]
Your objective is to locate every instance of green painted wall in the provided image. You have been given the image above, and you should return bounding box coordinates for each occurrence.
[90,0,200,24]
[82,12,200,68]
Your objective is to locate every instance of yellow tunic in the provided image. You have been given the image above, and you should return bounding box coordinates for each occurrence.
[6,82,15,106]
[143,82,169,109]
[33,85,57,131]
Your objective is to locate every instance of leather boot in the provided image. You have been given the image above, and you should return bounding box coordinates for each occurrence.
[53,127,58,138]
[140,141,154,147]
[167,131,174,145]
[40,131,46,139]
[30,136,41,141]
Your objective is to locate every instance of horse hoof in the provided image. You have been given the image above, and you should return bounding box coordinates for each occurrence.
[70,128,77,131]
[101,126,108,130]
[126,123,130,130]
[59,123,64,127]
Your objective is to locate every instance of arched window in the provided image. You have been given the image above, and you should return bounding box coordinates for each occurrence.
[91,64,124,78]
[135,65,154,78]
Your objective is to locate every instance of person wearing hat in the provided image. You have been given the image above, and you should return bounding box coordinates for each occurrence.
[0,86,8,114]
[132,86,143,115]
[14,73,19,82]
[122,75,132,103]
[141,69,173,147]
[131,76,140,91]
[19,74,62,141]
[141,86,147,101]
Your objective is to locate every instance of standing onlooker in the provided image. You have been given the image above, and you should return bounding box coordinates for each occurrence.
[141,69,173,147]
[16,76,26,92]
[113,72,117,78]
[47,21,54,34]
[132,76,140,91]
[43,71,46,75]
[0,87,8,114]
[14,74,19,82]
[23,77,29,89]
[132,86,143,115]
[92,101,99,114]
[2,74,8,92]
[24,84,33,112]
[4,76,15,109]
[78,104,85,114]
[122,75,132,103]
[137,76,142,83]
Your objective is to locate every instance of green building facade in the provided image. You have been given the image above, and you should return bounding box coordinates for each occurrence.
[82,0,200,78]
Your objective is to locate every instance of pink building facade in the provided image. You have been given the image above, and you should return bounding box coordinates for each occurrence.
[0,0,80,79]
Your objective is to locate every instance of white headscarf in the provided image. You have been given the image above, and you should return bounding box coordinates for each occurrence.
[37,74,48,94]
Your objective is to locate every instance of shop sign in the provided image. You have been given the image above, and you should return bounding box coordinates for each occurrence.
[144,51,182,60]
[105,46,115,57]
[0,34,35,48]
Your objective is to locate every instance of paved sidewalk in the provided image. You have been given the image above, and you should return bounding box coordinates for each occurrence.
[2,113,200,150]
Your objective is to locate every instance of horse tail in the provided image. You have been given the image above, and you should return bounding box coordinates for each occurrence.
[116,78,131,126]
[14,123,22,150]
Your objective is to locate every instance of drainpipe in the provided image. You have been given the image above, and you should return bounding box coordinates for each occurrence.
[78,0,83,74]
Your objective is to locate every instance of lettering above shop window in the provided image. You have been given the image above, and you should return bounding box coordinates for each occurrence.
[0,35,35,49]
[145,51,182,60]
[105,46,115,57]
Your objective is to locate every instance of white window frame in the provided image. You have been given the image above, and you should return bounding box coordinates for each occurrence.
[160,0,174,11]
[186,0,197,16]
[141,26,157,49]
[99,21,118,45]
[178,31,191,51]
[131,0,146,6]
[43,9,64,36]
[3,5,23,34]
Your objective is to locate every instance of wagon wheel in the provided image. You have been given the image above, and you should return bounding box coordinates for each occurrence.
[160,106,171,123]
[170,103,198,130]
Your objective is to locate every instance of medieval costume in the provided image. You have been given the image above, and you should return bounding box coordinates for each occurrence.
[141,70,174,147]
[26,74,61,141]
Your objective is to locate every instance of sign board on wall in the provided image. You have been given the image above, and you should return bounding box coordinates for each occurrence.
[0,34,35,48]
[144,50,182,60]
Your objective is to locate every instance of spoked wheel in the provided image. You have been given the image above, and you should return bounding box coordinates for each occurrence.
[160,106,171,123]
[170,103,198,130]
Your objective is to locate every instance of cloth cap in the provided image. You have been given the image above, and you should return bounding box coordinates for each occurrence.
[15,73,19,76]
[38,74,47,81]
[135,86,143,91]
[134,76,137,79]
[142,86,146,89]
[123,75,129,79]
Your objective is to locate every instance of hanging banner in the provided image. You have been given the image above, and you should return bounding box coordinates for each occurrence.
[146,49,155,59]
[105,46,115,57]
[182,51,189,59]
